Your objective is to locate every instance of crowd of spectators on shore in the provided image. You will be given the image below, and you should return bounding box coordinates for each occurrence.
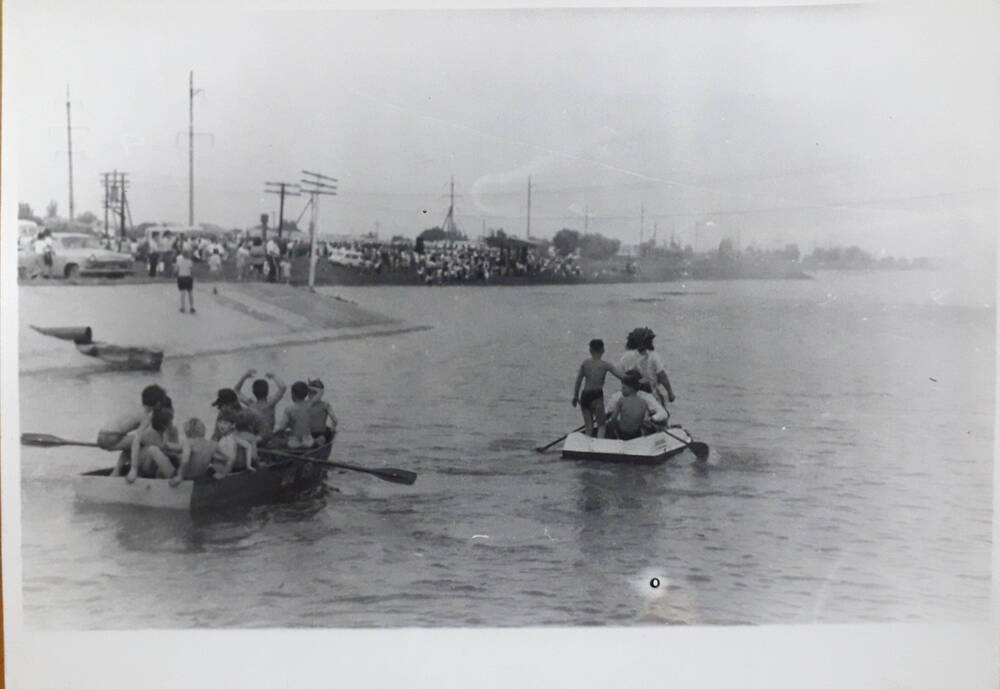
[326,239,584,284]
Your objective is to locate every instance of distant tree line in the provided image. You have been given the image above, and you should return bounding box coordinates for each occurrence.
[552,228,621,260]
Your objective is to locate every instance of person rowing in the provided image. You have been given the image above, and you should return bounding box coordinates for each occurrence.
[618,327,675,408]
[604,371,669,441]
[98,384,169,453]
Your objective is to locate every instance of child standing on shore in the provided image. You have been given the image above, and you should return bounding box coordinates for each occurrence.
[572,338,622,438]
[176,248,195,313]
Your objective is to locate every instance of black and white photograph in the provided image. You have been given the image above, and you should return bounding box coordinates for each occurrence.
[2,0,997,686]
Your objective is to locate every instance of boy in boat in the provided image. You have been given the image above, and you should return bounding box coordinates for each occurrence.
[234,410,261,469]
[604,372,669,441]
[100,384,168,453]
[277,381,315,449]
[212,410,257,479]
[211,388,244,440]
[306,379,338,444]
[126,407,182,483]
[571,339,623,438]
[234,369,287,442]
[170,418,218,485]
[619,327,676,407]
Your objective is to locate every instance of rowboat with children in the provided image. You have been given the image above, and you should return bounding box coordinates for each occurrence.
[561,427,707,465]
[73,442,333,512]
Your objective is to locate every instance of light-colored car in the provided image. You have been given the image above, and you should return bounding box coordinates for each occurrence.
[36,233,134,279]
[327,248,365,267]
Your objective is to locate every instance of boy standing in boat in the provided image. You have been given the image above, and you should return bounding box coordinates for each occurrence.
[571,339,622,438]
[605,372,669,441]
[278,381,315,449]
[306,379,338,444]
[234,370,287,441]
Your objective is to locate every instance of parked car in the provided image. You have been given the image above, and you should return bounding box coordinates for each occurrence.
[47,233,134,279]
[327,247,365,267]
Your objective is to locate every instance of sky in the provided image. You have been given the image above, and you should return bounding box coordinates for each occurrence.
[5,1,998,258]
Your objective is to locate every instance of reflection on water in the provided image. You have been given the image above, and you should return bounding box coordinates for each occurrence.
[19,271,994,628]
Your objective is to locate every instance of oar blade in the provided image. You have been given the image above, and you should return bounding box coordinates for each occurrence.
[21,433,72,447]
[689,442,710,461]
[372,468,418,485]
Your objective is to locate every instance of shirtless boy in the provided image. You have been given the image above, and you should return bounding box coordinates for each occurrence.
[571,339,622,438]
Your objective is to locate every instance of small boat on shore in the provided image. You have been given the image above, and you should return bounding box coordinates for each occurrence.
[561,427,700,465]
[31,324,164,371]
[74,341,164,371]
[74,443,332,513]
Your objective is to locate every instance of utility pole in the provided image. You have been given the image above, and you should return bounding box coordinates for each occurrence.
[105,171,131,244]
[526,176,532,239]
[584,204,589,232]
[300,170,338,289]
[639,203,645,248]
[264,181,301,241]
[100,172,111,236]
[440,175,462,237]
[188,71,196,226]
[66,86,75,223]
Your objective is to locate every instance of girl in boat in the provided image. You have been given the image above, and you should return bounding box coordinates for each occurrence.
[618,327,676,407]
[212,410,257,479]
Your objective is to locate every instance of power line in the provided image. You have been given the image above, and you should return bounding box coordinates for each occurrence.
[300,170,338,288]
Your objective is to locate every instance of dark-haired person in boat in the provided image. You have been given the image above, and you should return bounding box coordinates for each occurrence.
[571,339,623,438]
[619,327,675,407]
[234,369,287,441]
[306,379,338,444]
[99,384,168,452]
[126,407,182,483]
[605,372,669,441]
[277,381,316,449]
[210,388,244,441]
[213,410,257,479]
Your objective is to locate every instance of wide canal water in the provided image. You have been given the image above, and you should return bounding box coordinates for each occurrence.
[17,269,994,627]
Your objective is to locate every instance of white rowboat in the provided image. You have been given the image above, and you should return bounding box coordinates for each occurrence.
[561,428,697,465]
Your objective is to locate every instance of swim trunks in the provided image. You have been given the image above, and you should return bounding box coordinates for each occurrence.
[580,389,604,409]
[177,275,194,291]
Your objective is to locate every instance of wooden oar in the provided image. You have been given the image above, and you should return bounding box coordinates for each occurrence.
[535,424,587,453]
[660,428,710,461]
[266,448,417,486]
[21,433,103,449]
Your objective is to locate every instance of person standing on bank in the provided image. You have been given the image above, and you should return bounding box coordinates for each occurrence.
[176,248,195,313]
[619,327,676,407]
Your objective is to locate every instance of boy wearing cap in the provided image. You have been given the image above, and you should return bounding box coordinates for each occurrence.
[604,371,669,441]
[211,388,243,441]
[571,338,623,438]
[306,379,338,443]
[234,369,287,441]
